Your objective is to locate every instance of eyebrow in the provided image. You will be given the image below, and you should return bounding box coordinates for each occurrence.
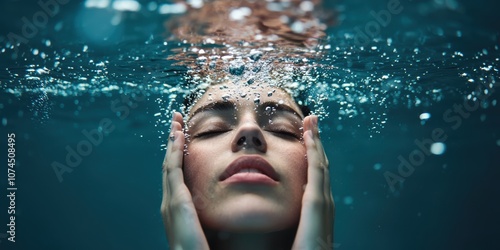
[189,100,236,119]
[189,100,304,121]
[259,101,304,120]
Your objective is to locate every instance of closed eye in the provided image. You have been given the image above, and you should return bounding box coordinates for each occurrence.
[266,128,300,140]
[193,129,230,138]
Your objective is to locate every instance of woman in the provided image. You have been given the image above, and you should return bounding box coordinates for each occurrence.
[161,80,334,249]
[161,0,334,248]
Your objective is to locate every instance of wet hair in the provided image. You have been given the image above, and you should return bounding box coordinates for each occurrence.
[288,86,312,117]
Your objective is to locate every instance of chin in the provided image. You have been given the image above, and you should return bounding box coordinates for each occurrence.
[200,195,300,233]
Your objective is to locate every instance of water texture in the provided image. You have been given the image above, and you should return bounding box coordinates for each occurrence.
[0,0,499,249]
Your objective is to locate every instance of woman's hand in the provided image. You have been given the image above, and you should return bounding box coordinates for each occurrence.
[292,115,335,250]
[161,112,209,250]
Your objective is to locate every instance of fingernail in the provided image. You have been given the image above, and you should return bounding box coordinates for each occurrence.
[170,112,176,130]
[312,116,318,128]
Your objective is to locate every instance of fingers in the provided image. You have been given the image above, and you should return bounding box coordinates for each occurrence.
[162,112,184,171]
[162,112,186,217]
[303,115,335,246]
[303,115,329,199]
[160,112,210,249]
[162,112,184,191]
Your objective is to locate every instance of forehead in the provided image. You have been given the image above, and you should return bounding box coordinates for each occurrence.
[189,82,302,117]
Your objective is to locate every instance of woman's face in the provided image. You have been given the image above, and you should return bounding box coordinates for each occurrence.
[183,82,308,232]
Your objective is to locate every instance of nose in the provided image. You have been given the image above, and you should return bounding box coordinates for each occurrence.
[231,121,267,153]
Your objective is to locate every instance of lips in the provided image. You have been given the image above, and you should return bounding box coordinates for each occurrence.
[219,155,280,182]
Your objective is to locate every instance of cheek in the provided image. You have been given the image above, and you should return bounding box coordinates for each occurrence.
[278,143,308,191]
[183,144,211,190]
[286,144,307,170]
[291,150,308,191]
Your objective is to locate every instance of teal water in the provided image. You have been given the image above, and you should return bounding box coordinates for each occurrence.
[1,0,499,249]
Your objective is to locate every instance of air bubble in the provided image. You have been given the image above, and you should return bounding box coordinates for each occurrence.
[419,113,431,120]
[229,60,245,75]
[229,7,251,21]
[299,1,314,12]
[343,196,353,205]
[291,21,305,34]
[430,142,446,155]
[249,50,263,61]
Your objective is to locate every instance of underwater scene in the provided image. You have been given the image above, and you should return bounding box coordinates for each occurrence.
[0,0,499,249]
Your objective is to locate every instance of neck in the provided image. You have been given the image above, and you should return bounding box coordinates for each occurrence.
[204,227,297,250]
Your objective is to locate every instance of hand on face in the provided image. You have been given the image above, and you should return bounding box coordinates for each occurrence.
[292,115,335,250]
[181,84,310,232]
[161,111,334,249]
[161,112,209,250]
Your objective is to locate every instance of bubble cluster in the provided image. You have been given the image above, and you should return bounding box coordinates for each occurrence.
[0,0,499,141]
